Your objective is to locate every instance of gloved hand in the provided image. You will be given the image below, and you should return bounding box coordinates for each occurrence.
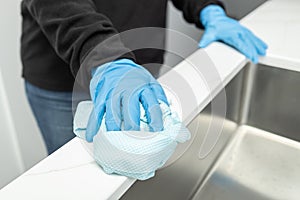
[199,5,268,63]
[86,58,168,142]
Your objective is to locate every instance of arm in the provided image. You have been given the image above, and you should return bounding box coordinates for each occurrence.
[23,0,134,85]
[23,0,168,137]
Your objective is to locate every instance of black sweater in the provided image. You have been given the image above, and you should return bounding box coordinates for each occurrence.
[21,0,224,91]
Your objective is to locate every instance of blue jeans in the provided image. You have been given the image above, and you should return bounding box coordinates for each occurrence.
[25,81,75,155]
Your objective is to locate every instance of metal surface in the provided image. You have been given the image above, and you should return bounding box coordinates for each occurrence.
[247,65,300,141]
[121,64,300,200]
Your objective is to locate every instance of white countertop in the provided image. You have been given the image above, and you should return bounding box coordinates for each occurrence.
[242,0,300,71]
[1,0,300,199]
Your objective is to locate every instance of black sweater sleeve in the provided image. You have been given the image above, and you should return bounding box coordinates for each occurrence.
[171,0,225,28]
[23,0,134,86]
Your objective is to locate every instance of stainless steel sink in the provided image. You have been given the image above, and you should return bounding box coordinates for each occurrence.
[120,64,300,200]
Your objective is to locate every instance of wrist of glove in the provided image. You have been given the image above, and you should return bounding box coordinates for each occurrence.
[86,58,168,142]
[199,5,268,63]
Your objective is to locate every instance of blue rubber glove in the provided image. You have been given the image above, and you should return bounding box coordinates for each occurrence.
[199,5,268,63]
[86,58,168,142]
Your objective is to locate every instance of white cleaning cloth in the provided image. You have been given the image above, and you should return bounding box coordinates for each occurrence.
[73,101,190,180]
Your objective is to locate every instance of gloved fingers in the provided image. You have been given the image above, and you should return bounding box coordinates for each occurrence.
[122,92,141,131]
[140,88,164,132]
[240,32,259,63]
[224,30,258,63]
[150,82,169,106]
[86,105,105,142]
[105,94,122,131]
[245,29,268,56]
[198,28,217,48]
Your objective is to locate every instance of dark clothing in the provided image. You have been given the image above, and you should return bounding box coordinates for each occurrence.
[21,0,224,91]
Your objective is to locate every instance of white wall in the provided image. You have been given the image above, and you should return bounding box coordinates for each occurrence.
[0,0,47,189]
[0,70,25,188]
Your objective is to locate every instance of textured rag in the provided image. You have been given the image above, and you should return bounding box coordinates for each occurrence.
[73,101,191,180]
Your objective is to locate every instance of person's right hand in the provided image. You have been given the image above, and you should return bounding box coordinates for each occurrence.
[86,58,169,142]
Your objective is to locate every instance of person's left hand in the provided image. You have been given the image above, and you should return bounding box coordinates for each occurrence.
[199,5,268,63]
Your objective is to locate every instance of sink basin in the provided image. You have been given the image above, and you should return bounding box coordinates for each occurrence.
[120,64,300,200]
